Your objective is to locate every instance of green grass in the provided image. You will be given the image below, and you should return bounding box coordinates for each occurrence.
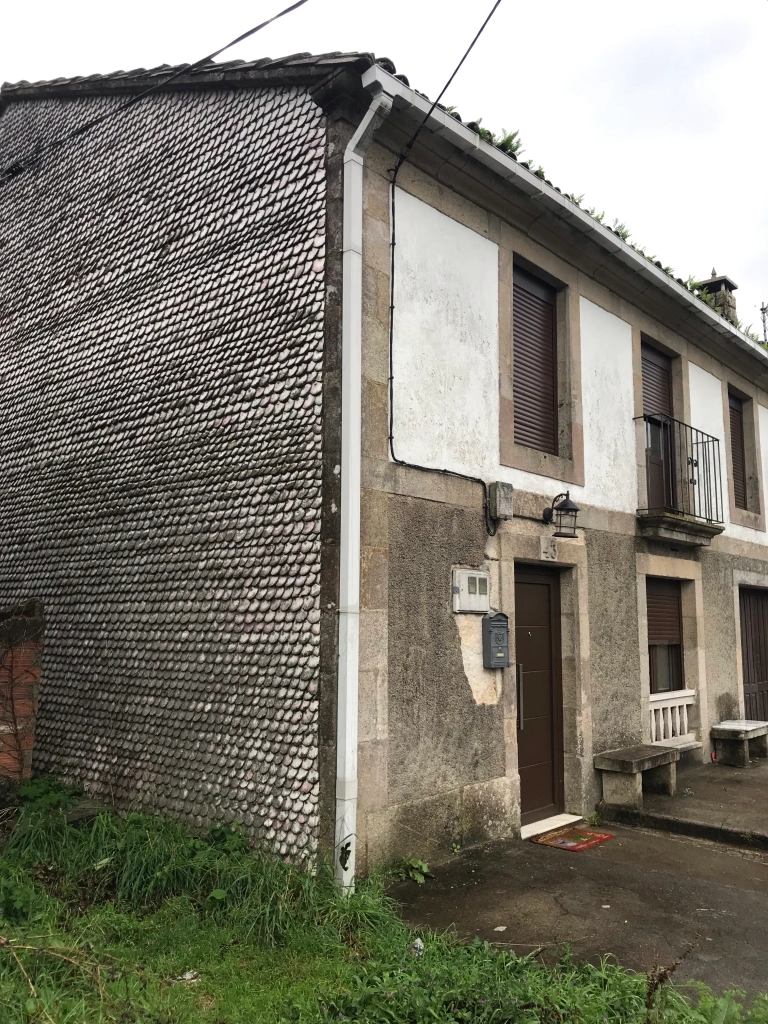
[0,796,767,1023]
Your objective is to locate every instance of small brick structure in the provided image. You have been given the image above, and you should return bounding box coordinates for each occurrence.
[0,600,45,784]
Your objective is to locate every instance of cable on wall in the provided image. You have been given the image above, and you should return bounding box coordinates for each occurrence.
[387,0,505,536]
[0,0,313,188]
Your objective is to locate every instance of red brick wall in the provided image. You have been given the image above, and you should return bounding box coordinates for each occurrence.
[0,641,42,779]
[0,601,45,783]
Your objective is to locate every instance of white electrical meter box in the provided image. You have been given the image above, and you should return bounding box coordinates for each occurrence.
[452,568,491,614]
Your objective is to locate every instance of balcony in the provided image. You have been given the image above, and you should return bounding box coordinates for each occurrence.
[637,414,725,547]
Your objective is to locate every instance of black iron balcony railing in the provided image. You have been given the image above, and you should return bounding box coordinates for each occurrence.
[639,414,724,524]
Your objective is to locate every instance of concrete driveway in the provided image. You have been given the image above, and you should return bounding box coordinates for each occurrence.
[392,824,768,997]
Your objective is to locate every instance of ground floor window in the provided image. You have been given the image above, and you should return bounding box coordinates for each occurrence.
[646,577,684,693]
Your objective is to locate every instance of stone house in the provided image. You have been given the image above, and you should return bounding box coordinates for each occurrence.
[1,52,767,882]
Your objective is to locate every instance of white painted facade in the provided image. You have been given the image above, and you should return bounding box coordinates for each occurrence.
[577,298,636,513]
[392,189,768,543]
[393,190,638,515]
[391,188,499,476]
[688,361,768,546]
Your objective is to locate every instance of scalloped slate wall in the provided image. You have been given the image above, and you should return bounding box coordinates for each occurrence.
[0,85,326,859]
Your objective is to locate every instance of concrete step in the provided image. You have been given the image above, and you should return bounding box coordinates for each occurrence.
[598,802,768,851]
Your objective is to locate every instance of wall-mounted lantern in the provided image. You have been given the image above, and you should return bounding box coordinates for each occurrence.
[543,491,580,539]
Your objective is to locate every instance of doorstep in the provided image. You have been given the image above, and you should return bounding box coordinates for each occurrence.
[520,813,583,840]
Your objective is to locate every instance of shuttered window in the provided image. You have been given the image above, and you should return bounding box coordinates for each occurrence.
[641,343,672,417]
[513,267,557,454]
[646,577,683,693]
[729,393,748,510]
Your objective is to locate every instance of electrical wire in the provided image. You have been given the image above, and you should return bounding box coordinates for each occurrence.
[391,0,503,184]
[387,0,505,536]
[0,0,313,188]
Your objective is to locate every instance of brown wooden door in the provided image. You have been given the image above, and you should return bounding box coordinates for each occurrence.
[515,566,564,825]
[739,588,768,720]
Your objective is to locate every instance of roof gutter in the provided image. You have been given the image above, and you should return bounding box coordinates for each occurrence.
[335,91,392,889]
[360,65,768,375]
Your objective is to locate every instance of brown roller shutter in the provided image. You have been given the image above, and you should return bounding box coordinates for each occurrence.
[646,577,682,645]
[513,267,557,455]
[641,343,672,416]
[729,393,747,510]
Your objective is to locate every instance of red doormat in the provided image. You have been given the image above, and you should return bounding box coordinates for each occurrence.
[531,826,614,851]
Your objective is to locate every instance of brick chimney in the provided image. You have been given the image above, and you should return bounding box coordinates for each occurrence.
[696,269,738,325]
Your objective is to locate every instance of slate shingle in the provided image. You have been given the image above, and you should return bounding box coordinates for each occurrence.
[0,81,326,860]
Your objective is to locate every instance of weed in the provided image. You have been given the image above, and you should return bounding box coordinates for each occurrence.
[585,811,603,827]
[18,776,81,813]
[497,128,523,157]
[4,809,396,945]
[451,842,462,855]
[292,940,666,1024]
[645,950,685,1021]
[387,857,433,885]
[0,809,766,1023]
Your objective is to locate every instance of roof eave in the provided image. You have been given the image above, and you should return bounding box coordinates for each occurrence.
[0,53,377,106]
[361,65,768,374]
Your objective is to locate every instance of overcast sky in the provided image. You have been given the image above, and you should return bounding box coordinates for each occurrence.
[2,0,766,332]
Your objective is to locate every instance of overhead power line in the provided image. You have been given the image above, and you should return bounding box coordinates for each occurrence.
[0,0,312,188]
[391,0,503,184]
[386,0,505,536]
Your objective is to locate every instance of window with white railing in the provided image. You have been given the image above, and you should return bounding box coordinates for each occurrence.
[649,689,696,743]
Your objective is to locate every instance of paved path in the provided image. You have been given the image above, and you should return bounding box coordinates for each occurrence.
[392,824,768,997]
[640,760,768,842]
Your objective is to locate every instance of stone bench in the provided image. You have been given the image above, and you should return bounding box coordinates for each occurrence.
[711,720,768,768]
[594,744,681,809]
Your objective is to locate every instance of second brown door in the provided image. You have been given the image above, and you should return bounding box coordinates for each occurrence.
[739,587,768,720]
[515,566,564,826]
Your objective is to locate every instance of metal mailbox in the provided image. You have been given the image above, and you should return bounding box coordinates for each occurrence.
[482,611,510,669]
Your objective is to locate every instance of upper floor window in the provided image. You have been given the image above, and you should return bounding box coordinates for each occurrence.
[729,392,748,511]
[513,266,558,455]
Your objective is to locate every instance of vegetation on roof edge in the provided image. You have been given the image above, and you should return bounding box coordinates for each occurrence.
[442,110,763,347]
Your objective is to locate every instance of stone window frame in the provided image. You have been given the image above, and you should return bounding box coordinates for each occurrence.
[635,553,709,750]
[722,378,765,531]
[499,240,584,485]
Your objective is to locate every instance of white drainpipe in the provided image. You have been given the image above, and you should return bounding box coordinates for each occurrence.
[335,92,392,887]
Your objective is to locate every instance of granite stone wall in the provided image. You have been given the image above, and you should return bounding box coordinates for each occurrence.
[0,84,327,859]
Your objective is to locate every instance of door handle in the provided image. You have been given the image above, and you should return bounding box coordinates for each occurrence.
[517,663,524,730]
